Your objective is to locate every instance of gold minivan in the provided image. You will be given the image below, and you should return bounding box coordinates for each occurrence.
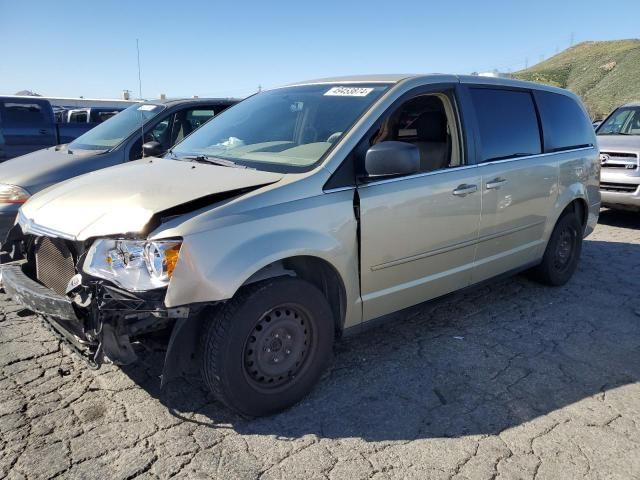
[1,75,600,416]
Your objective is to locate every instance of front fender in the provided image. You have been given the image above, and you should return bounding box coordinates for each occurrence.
[163,191,359,311]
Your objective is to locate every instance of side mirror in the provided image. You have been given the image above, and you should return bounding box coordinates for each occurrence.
[364,141,420,178]
[142,141,163,157]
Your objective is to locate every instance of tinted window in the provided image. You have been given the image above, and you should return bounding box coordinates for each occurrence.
[535,91,593,151]
[3,102,47,126]
[470,88,541,162]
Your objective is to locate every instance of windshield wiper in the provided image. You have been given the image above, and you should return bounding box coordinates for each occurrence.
[177,154,252,169]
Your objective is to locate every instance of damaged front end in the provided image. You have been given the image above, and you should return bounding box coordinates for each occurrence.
[1,225,203,380]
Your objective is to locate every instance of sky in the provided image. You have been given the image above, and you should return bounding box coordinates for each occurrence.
[1,0,639,100]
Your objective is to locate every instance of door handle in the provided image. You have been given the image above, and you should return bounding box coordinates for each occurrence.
[452,184,478,197]
[39,129,48,135]
[486,177,507,190]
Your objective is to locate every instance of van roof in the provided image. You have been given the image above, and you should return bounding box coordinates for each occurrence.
[285,74,573,96]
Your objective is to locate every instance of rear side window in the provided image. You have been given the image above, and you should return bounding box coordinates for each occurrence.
[470,88,541,162]
[534,91,593,152]
[2,102,47,126]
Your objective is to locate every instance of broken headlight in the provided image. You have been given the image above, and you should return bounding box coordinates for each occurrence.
[83,239,182,291]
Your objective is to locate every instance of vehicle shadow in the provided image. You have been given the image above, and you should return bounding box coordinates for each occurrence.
[598,208,640,229]
[121,236,640,441]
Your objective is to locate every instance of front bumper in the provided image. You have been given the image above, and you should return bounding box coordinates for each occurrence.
[600,169,640,210]
[1,261,100,363]
[1,225,205,386]
[1,258,186,367]
[600,186,640,209]
[2,262,78,320]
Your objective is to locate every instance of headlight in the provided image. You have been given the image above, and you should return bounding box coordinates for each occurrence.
[83,238,182,291]
[0,184,30,204]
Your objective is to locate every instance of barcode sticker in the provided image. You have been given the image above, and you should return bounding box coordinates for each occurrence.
[324,87,374,97]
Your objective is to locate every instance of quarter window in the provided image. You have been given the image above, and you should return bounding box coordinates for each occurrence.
[470,88,541,162]
[534,91,593,151]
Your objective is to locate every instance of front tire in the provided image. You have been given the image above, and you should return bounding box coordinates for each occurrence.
[530,211,583,286]
[200,277,334,417]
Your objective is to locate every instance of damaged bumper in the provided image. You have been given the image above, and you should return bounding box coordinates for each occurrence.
[1,261,101,365]
[1,257,193,372]
[2,262,78,320]
[0,223,208,387]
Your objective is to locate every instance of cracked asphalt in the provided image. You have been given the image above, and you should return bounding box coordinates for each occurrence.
[1,208,640,480]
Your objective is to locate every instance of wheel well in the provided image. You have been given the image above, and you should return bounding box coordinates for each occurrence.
[243,256,347,335]
[563,198,588,230]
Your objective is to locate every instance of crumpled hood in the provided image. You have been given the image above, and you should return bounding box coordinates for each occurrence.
[0,145,105,192]
[19,158,282,240]
[597,134,640,152]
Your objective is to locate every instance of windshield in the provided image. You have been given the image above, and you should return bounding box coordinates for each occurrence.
[170,84,390,172]
[69,104,165,150]
[597,106,640,136]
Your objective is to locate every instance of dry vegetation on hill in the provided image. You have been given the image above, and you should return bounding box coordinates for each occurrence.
[513,39,640,119]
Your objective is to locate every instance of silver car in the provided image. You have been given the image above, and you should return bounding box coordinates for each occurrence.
[597,102,640,210]
[1,75,600,416]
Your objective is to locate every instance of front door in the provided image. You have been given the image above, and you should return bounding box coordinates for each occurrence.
[358,168,481,320]
[356,89,481,321]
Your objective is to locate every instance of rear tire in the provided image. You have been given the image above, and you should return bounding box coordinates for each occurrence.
[200,277,334,417]
[530,211,583,286]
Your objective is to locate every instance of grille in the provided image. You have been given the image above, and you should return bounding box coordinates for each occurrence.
[600,182,639,193]
[601,151,638,158]
[600,151,639,169]
[35,237,76,296]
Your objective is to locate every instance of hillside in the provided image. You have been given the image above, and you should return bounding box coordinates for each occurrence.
[513,39,640,119]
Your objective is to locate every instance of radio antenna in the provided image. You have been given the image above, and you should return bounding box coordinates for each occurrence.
[136,38,143,99]
[136,38,146,157]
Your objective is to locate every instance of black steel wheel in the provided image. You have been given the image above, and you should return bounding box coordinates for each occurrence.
[530,210,583,286]
[243,304,314,391]
[200,277,334,417]
[553,227,577,273]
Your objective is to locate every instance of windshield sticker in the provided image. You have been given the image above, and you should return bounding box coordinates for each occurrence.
[324,87,374,97]
[137,105,157,111]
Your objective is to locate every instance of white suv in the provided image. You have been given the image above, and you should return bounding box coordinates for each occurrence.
[597,102,640,210]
